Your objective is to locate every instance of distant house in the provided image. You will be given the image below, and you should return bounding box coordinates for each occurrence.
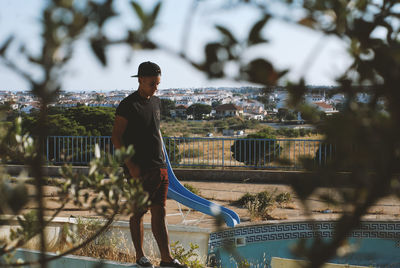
[215,104,243,118]
[10,103,19,110]
[238,99,265,115]
[20,105,35,113]
[313,102,338,115]
[306,94,326,103]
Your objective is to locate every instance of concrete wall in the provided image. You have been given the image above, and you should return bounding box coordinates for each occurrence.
[0,216,211,265]
[9,249,134,268]
[4,165,352,184]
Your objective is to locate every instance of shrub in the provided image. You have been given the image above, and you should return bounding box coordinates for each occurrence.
[231,132,282,166]
[183,183,201,196]
[236,191,293,220]
[276,127,298,137]
[236,191,276,220]
[235,192,255,206]
[275,127,315,138]
[171,241,205,268]
[254,191,275,210]
[275,192,292,205]
[245,196,275,220]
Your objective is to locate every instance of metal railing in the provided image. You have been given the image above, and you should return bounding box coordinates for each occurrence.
[45,136,114,165]
[45,136,333,170]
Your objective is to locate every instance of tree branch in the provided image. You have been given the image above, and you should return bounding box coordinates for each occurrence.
[0,56,35,86]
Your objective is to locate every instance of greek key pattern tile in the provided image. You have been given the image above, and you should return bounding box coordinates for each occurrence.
[209,221,400,249]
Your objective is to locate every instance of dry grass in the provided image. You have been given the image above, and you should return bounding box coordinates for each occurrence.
[368,208,385,215]
[53,218,144,264]
[174,136,323,168]
[73,245,135,263]
[281,203,297,209]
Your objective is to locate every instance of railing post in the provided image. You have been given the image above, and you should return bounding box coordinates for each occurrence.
[46,136,49,164]
[222,139,224,168]
[319,142,322,166]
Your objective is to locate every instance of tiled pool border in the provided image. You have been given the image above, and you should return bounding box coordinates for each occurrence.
[209,221,400,250]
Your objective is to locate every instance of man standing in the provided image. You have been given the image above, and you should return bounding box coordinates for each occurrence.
[112,61,187,268]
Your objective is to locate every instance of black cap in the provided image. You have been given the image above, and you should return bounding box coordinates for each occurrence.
[131,61,161,77]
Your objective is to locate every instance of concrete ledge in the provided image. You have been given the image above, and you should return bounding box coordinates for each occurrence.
[4,164,352,184]
[271,257,369,268]
[10,248,134,267]
[4,165,89,177]
[175,168,316,183]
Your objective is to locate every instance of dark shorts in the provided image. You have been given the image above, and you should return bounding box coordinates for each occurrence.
[125,167,169,207]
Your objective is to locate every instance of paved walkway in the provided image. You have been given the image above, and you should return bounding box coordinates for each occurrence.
[24,180,400,230]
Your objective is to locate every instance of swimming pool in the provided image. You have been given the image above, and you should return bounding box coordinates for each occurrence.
[208,221,400,267]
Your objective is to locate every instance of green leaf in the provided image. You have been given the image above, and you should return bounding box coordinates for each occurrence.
[28,56,41,64]
[151,1,162,22]
[131,1,146,24]
[298,17,317,29]
[90,39,106,66]
[215,25,238,45]
[242,58,280,85]
[248,15,270,46]
[286,79,307,107]
[204,42,225,78]
[9,183,28,214]
[0,36,14,56]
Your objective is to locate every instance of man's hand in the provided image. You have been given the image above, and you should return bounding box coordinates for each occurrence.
[126,160,141,178]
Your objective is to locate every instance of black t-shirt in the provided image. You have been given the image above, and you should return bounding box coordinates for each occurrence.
[116,91,166,170]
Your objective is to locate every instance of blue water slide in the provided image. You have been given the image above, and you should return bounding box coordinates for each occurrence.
[163,144,240,227]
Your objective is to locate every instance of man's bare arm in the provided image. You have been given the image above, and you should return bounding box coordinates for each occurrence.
[111,115,127,150]
[111,115,141,178]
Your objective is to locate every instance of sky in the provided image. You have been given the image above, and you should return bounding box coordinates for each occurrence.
[0,0,352,92]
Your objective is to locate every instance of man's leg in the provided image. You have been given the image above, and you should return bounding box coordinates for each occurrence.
[129,210,146,260]
[150,205,174,262]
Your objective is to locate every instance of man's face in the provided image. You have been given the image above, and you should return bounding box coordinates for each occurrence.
[139,76,161,98]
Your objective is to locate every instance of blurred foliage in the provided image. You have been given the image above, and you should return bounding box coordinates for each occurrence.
[1,0,400,267]
[196,14,288,85]
[201,0,400,266]
[279,1,400,267]
[0,115,147,265]
[0,0,160,266]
